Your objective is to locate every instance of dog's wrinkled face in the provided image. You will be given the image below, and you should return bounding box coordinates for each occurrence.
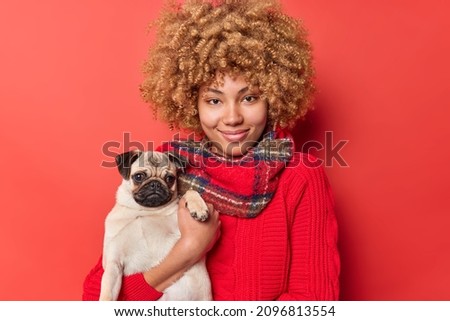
[115,150,183,208]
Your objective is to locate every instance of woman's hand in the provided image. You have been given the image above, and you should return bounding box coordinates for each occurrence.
[177,197,221,262]
[142,197,220,292]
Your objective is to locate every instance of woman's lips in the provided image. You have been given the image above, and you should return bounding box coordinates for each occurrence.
[218,129,249,142]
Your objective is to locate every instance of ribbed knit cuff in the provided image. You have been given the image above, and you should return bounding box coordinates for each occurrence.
[82,258,103,301]
[118,273,163,301]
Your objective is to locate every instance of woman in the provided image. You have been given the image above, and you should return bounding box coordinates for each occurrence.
[83,0,340,300]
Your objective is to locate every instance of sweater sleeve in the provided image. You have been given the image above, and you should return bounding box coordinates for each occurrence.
[277,164,340,301]
[82,256,163,301]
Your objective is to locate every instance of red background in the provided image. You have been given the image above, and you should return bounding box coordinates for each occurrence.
[0,0,449,300]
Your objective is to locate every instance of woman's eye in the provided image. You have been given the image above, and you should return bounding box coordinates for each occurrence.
[207,98,221,105]
[243,95,258,103]
[132,172,146,183]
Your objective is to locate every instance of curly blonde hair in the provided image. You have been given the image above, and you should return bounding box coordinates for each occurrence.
[140,0,315,132]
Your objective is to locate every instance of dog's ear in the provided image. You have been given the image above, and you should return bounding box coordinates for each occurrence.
[166,152,187,173]
[115,150,142,179]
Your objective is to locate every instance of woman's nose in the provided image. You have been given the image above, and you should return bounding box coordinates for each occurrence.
[222,103,244,126]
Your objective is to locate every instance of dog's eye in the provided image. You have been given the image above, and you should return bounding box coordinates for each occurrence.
[132,172,146,184]
[165,175,175,185]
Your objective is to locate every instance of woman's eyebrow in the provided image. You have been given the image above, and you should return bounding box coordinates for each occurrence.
[206,88,223,94]
[238,86,250,94]
[205,86,250,94]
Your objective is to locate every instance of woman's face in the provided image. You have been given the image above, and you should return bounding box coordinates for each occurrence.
[198,74,268,158]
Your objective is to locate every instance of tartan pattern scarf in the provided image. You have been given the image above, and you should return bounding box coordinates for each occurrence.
[161,130,294,218]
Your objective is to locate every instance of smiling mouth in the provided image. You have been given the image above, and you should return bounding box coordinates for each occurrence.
[218,129,249,142]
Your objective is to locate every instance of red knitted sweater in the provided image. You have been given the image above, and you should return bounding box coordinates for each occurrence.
[82,152,340,300]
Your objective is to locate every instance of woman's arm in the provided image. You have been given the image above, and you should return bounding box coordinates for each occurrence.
[82,198,220,301]
[143,199,220,291]
[277,165,340,301]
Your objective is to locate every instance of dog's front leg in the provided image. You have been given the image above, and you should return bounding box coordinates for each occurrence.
[99,261,123,301]
[184,189,209,222]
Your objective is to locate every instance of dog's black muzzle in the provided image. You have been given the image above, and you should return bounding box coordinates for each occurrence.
[133,179,172,208]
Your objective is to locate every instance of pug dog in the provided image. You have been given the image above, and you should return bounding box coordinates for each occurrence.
[99,150,212,301]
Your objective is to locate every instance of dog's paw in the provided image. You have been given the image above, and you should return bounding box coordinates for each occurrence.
[184,189,209,222]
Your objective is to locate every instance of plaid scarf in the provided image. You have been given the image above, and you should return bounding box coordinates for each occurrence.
[161,130,293,218]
